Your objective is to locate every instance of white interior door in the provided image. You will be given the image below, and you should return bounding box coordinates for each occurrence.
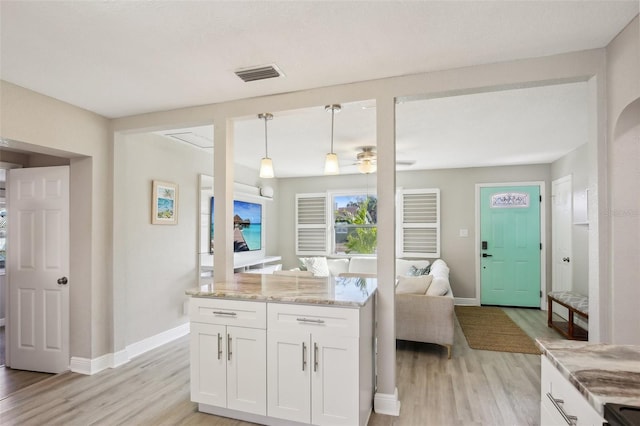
[552,176,573,294]
[8,166,69,373]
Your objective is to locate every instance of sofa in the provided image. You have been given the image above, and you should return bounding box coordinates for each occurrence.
[395,259,454,359]
[296,256,454,359]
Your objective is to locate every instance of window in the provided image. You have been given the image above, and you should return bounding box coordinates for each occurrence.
[296,188,440,258]
[333,193,377,255]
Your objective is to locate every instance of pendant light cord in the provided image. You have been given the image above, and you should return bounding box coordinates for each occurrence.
[330,107,335,154]
[264,115,269,158]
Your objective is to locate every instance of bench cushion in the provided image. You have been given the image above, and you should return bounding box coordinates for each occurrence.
[548,291,589,315]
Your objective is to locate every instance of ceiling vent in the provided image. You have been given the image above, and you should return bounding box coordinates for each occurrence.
[235,64,283,82]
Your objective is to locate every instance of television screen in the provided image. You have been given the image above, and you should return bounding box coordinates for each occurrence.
[210,198,262,253]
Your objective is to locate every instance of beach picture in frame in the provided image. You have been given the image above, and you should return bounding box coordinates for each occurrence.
[152,180,178,224]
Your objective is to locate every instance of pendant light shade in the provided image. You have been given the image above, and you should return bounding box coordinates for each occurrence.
[260,158,274,179]
[258,113,274,178]
[324,104,341,175]
[324,153,339,174]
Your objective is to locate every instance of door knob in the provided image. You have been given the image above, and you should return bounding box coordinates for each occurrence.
[57,276,68,285]
[482,253,493,258]
[562,257,570,263]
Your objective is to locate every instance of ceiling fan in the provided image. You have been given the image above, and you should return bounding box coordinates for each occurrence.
[351,146,416,174]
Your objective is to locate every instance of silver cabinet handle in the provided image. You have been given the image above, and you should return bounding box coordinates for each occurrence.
[313,342,319,372]
[296,317,325,324]
[227,334,232,361]
[302,342,307,371]
[546,393,578,425]
[213,311,237,316]
[217,333,222,360]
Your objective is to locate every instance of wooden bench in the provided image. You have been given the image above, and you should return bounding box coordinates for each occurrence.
[547,291,589,341]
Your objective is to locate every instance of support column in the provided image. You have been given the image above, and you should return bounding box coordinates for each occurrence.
[213,117,234,282]
[374,96,400,416]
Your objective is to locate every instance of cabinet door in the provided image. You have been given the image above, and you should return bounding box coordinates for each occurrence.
[190,322,227,406]
[226,326,267,415]
[267,330,311,423]
[311,335,359,426]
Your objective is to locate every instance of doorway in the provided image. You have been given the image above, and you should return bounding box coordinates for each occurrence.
[477,183,545,308]
[0,150,75,376]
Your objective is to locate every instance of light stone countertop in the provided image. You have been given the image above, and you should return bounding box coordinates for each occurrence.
[186,273,377,307]
[536,338,640,414]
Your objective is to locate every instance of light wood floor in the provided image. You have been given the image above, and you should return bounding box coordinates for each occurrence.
[0,308,561,426]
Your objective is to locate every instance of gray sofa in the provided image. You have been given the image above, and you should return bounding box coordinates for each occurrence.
[395,259,454,358]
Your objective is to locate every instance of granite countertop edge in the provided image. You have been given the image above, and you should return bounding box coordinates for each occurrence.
[536,338,640,416]
[185,288,375,308]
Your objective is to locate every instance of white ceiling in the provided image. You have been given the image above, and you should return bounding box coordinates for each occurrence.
[1,1,637,176]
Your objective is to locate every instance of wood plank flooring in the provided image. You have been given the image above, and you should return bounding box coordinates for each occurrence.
[0,308,562,426]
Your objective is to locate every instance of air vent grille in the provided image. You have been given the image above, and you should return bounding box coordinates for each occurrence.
[235,65,283,82]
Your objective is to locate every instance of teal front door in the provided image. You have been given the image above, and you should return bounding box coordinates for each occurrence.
[480,185,541,307]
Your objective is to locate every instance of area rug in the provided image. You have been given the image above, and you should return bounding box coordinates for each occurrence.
[455,306,541,355]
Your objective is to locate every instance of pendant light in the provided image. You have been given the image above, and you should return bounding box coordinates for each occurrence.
[324,104,341,175]
[258,113,274,178]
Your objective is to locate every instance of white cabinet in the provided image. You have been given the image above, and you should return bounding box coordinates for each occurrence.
[540,356,605,426]
[190,298,266,416]
[267,302,373,426]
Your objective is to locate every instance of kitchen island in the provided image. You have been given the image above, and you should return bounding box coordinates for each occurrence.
[186,273,377,426]
[537,338,640,425]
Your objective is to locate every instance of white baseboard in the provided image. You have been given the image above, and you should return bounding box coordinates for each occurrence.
[126,322,190,360]
[374,387,401,416]
[454,297,478,306]
[70,322,190,375]
[70,352,113,375]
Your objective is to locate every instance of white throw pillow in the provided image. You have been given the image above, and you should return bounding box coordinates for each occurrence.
[326,258,350,276]
[395,275,433,294]
[300,256,330,277]
[426,277,449,296]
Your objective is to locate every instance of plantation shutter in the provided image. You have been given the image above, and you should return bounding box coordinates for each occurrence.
[296,193,328,255]
[398,189,440,258]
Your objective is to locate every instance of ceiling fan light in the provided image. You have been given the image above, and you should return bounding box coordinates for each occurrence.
[324,153,340,175]
[358,159,376,174]
[260,157,275,178]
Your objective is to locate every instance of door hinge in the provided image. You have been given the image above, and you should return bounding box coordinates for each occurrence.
[540,243,543,250]
[539,195,542,202]
[540,290,543,298]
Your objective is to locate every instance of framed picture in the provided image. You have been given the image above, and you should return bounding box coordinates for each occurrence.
[152,180,178,224]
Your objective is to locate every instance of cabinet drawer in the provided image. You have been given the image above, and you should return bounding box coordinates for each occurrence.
[268,303,360,337]
[190,298,266,329]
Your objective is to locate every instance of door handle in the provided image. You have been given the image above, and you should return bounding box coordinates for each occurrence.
[482,253,493,258]
[57,276,68,285]
[227,334,232,361]
[217,333,222,360]
[562,257,570,263]
[313,343,319,372]
[302,342,307,371]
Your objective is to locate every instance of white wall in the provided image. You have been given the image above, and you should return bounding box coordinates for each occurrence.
[114,133,211,345]
[277,163,551,300]
[607,15,640,344]
[551,144,590,296]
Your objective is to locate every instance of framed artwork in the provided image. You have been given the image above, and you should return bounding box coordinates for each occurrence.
[152,180,178,224]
